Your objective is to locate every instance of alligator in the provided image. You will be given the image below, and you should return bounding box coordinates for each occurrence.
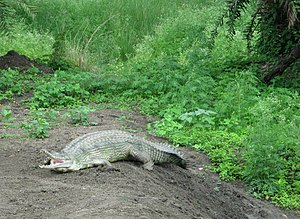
[39,130,186,172]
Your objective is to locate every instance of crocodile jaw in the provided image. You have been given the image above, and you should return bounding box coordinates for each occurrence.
[39,149,74,172]
[39,159,74,172]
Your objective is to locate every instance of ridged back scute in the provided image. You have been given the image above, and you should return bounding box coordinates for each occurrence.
[61,130,133,156]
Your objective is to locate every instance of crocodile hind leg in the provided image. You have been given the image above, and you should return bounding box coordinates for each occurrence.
[129,149,154,170]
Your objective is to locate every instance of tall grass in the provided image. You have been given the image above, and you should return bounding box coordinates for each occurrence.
[0,22,54,60]
[28,0,213,68]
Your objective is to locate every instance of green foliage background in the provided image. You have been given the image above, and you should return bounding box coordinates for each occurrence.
[0,0,299,210]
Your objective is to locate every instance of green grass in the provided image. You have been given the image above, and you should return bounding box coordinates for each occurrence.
[0,22,54,60]
[27,0,215,68]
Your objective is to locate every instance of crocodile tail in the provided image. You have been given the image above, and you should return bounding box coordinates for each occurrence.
[174,154,187,169]
[165,151,187,168]
[170,149,186,168]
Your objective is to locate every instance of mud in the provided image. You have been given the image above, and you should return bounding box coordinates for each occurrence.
[0,102,299,219]
[0,50,54,74]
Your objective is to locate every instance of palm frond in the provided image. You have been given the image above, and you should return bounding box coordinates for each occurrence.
[0,0,11,35]
[244,11,259,50]
[0,0,36,35]
[211,0,251,44]
[15,0,37,20]
[286,0,299,28]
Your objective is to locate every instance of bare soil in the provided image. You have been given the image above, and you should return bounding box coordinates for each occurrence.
[0,102,299,219]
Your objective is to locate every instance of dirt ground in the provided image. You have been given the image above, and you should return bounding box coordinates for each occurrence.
[0,101,299,219]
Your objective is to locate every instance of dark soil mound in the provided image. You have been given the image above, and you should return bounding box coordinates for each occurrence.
[0,50,54,74]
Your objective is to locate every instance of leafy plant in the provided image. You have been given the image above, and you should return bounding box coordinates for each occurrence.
[0,106,14,122]
[213,70,260,131]
[21,110,50,138]
[29,73,90,108]
[0,105,17,129]
[0,69,37,101]
[65,106,96,126]
[242,88,300,208]
[150,107,184,137]
[179,108,217,128]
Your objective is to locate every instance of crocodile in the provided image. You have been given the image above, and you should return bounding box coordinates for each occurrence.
[39,130,186,172]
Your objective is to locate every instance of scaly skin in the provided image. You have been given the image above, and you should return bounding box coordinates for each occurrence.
[40,130,186,172]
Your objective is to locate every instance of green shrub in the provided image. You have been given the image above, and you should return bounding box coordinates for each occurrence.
[0,69,39,101]
[244,122,300,208]
[101,7,221,114]
[21,110,50,138]
[65,106,96,126]
[243,88,300,208]
[29,73,90,108]
[213,70,260,131]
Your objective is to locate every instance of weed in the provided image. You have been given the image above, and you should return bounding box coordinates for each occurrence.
[0,106,15,123]
[29,73,90,108]
[65,106,96,126]
[117,115,127,121]
[243,95,300,207]
[21,111,50,138]
[20,109,62,138]
[179,109,217,128]
[0,69,37,101]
